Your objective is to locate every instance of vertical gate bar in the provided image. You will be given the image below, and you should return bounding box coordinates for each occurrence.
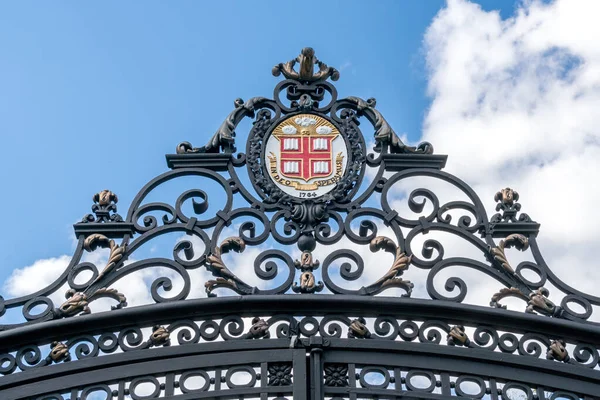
[489,378,499,400]
[260,362,268,400]
[537,386,546,400]
[215,367,222,391]
[439,372,451,395]
[293,349,308,400]
[348,363,357,400]
[310,348,323,400]
[117,380,126,400]
[164,372,175,396]
[394,368,402,394]
[70,388,78,400]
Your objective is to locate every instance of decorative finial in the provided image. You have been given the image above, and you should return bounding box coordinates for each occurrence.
[82,189,123,223]
[491,187,531,223]
[272,47,340,83]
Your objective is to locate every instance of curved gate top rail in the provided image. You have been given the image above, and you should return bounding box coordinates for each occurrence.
[0,47,599,400]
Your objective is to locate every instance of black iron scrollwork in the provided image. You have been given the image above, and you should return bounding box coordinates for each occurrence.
[177,97,271,154]
[0,46,598,391]
[342,96,433,154]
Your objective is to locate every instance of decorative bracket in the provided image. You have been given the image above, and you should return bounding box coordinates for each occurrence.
[489,188,540,237]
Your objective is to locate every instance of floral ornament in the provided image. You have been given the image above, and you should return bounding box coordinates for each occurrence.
[56,287,127,318]
[281,125,297,134]
[244,317,270,339]
[362,236,413,296]
[547,339,570,362]
[83,233,127,284]
[490,287,527,309]
[447,325,470,346]
[204,237,255,296]
[294,116,317,127]
[527,287,559,316]
[489,286,562,317]
[324,364,349,387]
[268,363,293,386]
[488,233,528,275]
[48,341,71,363]
[348,317,371,339]
[148,325,170,347]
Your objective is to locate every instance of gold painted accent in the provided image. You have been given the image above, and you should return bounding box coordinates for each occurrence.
[365,236,413,295]
[348,317,371,339]
[547,339,570,362]
[447,325,470,346]
[272,47,340,83]
[56,234,127,318]
[527,287,557,316]
[489,234,529,274]
[58,287,127,318]
[204,237,248,295]
[299,251,314,268]
[49,341,70,363]
[292,251,323,294]
[84,234,126,283]
[58,291,89,317]
[149,325,170,347]
[490,287,528,309]
[95,190,118,206]
[245,317,270,339]
[299,271,316,292]
[494,187,519,206]
[490,286,557,317]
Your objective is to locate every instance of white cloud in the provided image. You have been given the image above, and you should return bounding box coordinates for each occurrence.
[420,0,600,307]
[4,256,71,298]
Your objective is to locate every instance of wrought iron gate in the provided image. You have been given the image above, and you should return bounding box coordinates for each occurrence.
[0,48,599,400]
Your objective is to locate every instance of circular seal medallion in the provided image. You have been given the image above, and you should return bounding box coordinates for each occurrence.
[265,114,348,199]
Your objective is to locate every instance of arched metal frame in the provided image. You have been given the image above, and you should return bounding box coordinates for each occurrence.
[0,48,598,400]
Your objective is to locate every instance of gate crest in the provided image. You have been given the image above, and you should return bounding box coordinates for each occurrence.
[0,47,598,400]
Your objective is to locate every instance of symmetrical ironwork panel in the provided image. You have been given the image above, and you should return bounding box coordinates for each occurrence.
[0,47,598,399]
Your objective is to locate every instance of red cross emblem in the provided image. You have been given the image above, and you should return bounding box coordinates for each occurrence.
[278,134,337,181]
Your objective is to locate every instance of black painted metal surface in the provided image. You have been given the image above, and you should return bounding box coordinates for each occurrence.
[0,48,598,400]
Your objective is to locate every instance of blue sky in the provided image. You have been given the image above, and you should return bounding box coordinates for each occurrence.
[0,1,522,286]
[3,3,600,397]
